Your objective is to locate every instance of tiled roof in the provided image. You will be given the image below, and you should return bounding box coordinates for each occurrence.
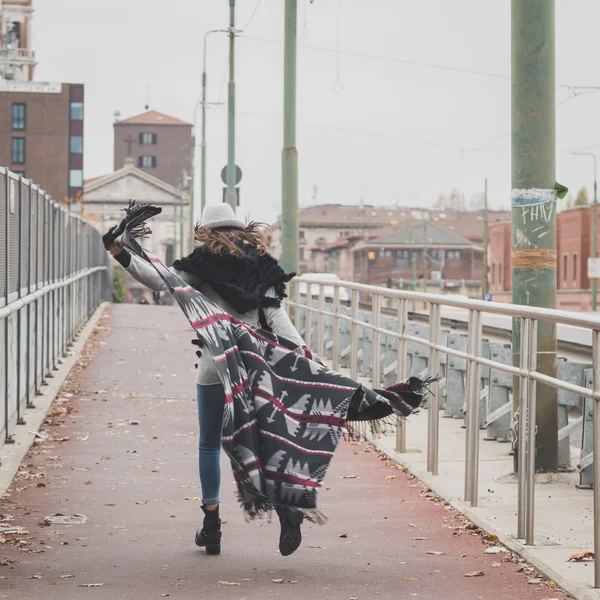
[115,110,191,126]
[360,220,478,247]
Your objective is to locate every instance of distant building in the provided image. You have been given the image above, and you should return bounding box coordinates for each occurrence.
[489,205,600,310]
[351,221,484,291]
[0,80,85,203]
[113,110,192,189]
[0,0,36,81]
[271,204,509,275]
[83,157,190,301]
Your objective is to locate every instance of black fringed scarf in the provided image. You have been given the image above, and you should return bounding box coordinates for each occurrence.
[172,246,293,317]
[115,202,427,521]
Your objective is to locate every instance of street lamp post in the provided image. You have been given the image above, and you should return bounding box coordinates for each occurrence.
[225,0,238,210]
[572,151,598,311]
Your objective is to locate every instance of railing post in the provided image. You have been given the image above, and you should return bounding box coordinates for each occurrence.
[317,286,325,359]
[525,319,538,545]
[464,309,483,502]
[305,283,312,351]
[396,298,408,453]
[350,289,359,381]
[427,302,441,475]
[593,328,600,588]
[294,278,301,330]
[469,310,483,505]
[517,316,531,539]
[371,294,381,389]
[332,286,340,372]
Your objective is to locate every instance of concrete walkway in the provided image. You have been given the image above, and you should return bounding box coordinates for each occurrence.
[0,305,568,599]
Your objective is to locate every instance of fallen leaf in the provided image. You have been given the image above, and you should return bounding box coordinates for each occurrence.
[385,475,396,480]
[272,579,285,583]
[79,583,104,587]
[60,575,75,579]
[29,574,42,579]
[217,581,241,586]
[485,546,506,554]
[425,551,444,555]
[129,420,140,426]
[104,504,116,507]
[339,533,348,538]
[161,595,170,598]
[413,537,428,541]
[48,407,67,417]
[567,551,595,562]
[402,576,418,581]
[342,475,358,479]
[465,571,485,577]
[136,501,149,505]
[70,467,88,471]
[527,578,542,585]
[50,581,58,585]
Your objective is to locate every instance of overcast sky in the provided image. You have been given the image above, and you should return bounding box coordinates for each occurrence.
[32,0,600,223]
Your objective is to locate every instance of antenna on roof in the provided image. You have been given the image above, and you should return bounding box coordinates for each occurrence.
[145,85,151,111]
[312,184,318,205]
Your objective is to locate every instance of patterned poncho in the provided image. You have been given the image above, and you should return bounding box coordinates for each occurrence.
[119,205,425,520]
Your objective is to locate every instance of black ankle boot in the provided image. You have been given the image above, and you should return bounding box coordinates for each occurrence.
[195,505,221,555]
[275,506,304,557]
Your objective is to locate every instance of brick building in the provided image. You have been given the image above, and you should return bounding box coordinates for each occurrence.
[352,221,483,288]
[0,80,85,203]
[489,206,600,310]
[113,110,192,189]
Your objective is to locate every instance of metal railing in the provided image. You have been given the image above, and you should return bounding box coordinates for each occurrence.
[290,275,600,588]
[0,168,110,453]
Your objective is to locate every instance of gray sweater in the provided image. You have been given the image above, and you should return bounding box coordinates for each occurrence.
[125,254,305,385]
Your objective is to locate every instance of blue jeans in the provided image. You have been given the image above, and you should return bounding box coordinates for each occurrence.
[196,384,225,505]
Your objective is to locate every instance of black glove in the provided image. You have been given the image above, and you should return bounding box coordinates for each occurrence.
[102,226,118,250]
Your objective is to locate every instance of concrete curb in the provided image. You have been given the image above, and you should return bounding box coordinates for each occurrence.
[0,302,109,498]
[369,434,600,600]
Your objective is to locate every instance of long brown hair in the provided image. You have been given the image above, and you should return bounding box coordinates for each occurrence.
[193,221,270,257]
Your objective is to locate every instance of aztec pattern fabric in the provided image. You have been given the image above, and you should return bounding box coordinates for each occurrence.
[119,209,425,519]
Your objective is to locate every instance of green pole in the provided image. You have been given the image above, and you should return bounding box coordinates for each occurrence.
[201,63,207,216]
[482,177,489,297]
[189,134,195,254]
[281,0,298,275]
[511,0,558,473]
[595,164,598,311]
[225,0,237,210]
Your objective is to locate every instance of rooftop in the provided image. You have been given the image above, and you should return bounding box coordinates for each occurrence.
[115,110,191,127]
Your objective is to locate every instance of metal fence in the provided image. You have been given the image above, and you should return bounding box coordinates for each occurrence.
[290,275,600,588]
[0,168,110,453]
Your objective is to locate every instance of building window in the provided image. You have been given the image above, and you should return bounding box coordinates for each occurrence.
[70,101,84,120]
[447,250,461,260]
[11,137,25,164]
[69,169,83,187]
[316,231,326,244]
[139,132,157,145]
[70,135,83,154]
[299,248,305,261]
[138,155,157,168]
[563,255,568,282]
[573,254,578,282]
[12,103,26,130]
[299,230,305,244]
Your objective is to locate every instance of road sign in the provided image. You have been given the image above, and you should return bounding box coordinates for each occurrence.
[222,187,240,207]
[221,165,242,185]
[588,258,600,279]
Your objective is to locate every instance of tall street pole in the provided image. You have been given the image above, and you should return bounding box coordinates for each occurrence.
[482,177,489,296]
[281,0,299,275]
[179,171,185,258]
[225,0,237,211]
[511,0,558,473]
[572,152,597,311]
[188,134,195,254]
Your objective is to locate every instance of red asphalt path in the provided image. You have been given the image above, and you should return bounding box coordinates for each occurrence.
[0,305,568,599]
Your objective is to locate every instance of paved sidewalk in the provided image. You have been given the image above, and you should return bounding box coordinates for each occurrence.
[1,305,568,599]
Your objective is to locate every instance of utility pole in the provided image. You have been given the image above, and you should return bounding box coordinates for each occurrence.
[179,171,185,258]
[411,251,417,313]
[281,0,299,274]
[512,0,558,472]
[189,135,195,254]
[482,177,489,296]
[422,220,428,295]
[225,0,237,211]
